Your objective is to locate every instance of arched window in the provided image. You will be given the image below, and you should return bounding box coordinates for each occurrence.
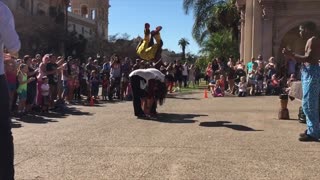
[37,3,45,15]
[81,5,88,18]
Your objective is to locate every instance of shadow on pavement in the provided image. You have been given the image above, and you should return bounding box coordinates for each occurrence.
[11,121,22,128]
[15,114,57,124]
[14,106,92,124]
[167,96,201,100]
[47,106,93,116]
[150,113,208,123]
[276,118,299,121]
[199,121,263,131]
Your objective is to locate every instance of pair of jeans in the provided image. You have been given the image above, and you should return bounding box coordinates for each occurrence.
[130,75,146,116]
[301,65,320,139]
[0,74,15,179]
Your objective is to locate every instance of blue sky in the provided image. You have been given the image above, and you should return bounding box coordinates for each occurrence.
[108,0,200,54]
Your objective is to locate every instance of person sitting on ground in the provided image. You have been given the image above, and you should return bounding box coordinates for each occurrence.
[210,75,225,97]
[266,74,282,95]
[238,76,247,97]
[208,75,218,95]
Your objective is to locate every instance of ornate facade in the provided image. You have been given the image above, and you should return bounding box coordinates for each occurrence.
[2,0,67,55]
[236,0,320,63]
[69,0,110,40]
[2,0,110,55]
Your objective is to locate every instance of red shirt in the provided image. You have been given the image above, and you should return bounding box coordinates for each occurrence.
[6,71,16,84]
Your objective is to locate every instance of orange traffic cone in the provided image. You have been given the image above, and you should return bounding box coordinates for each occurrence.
[90,96,94,106]
[204,89,208,98]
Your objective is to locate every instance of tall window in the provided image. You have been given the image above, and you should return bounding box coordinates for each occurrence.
[20,0,26,8]
[81,5,88,18]
[91,10,96,20]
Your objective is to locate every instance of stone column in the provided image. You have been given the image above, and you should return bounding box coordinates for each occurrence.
[239,8,245,60]
[244,0,254,64]
[259,0,275,61]
[252,0,262,59]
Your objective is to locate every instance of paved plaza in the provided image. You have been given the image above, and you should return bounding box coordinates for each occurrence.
[13,91,320,180]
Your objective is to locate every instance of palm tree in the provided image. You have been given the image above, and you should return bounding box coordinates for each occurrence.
[178,38,190,60]
[199,30,238,60]
[183,0,239,44]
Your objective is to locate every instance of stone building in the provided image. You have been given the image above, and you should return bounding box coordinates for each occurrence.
[236,0,320,63]
[2,0,110,56]
[2,0,68,55]
[69,0,110,40]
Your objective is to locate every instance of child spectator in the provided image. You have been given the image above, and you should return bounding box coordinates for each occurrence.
[90,70,99,99]
[238,76,247,97]
[208,75,218,96]
[101,74,109,101]
[256,64,264,95]
[214,75,225,97]
[248,64,257,95]
[17,64,35,114]
[41,76,50,112]
[266,74,281,95]
[120,73,129,100]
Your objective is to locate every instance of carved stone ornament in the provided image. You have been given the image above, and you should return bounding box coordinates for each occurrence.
[236,0,246,10]
[259,0,275,20]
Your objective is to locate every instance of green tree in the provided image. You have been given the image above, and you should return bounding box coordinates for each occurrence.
[178,38,190,60]
[200,30,238,60]
[183,0,239,44]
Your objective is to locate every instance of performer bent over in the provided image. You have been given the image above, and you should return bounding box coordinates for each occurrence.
[129,68,167,118]
[137,23,163,62]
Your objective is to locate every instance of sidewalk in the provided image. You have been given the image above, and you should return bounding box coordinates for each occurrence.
[12,91,320,180]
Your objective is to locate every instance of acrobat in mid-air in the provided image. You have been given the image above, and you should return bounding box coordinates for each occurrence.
[136,23,163,62]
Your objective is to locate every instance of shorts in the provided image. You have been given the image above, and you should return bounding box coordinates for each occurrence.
[175,75,183,83]
[42,96,49,106]
[166,74,174,82]
[18,90,27,101]
[7,83,16,92]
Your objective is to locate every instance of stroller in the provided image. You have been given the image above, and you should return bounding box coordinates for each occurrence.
[233,69,247,95]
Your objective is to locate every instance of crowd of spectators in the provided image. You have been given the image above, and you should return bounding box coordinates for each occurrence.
[4,53,204,116]
[204,55,299,97]
[4,52,301,116]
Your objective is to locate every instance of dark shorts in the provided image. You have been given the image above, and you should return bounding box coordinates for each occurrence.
[26,86,37,105]
[7,83,16,92]
[175,75,183,82]
[42,96,49,106]
[166,74,174,82]
[18,90,27,101]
